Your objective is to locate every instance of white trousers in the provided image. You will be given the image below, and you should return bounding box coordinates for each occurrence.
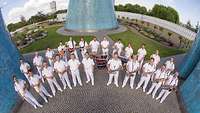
[118,49,122,56]
[147,82,162,98]
[102,48,109,55]
[92,48,98,53]
[36,66,44,82]
[122,73,136,89]
[85,68,94,85]
[81,48,87,58]
[136,76,151,92]
[71,69,82,87]
[107,71,119,87]
[156,89,171,103]
[24,73,31,83]
[48,59,54,67]
[37,85,52,102]
[58,72,72,89]
[47,77,62,96]
[23,90,42,108]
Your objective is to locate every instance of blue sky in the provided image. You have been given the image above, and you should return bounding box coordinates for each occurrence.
[1,0,200,27]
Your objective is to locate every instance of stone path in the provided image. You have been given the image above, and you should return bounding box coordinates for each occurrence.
[18,53,183,113]
[17,63,182,113]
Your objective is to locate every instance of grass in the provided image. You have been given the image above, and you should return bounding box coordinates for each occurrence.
[20,25,93,54]
[109,30,186,58]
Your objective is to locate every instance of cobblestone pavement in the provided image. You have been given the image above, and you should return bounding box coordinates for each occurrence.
[17,55,183,113]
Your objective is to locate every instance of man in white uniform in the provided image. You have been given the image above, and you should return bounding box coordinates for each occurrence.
[54,55,72,89]
[66,37,78,59]
[57,42,66,53]
[156,71,179,103]
[45,48,55,67]
[20,59,31,82]
[79,37,88,58]
[113,39,124,56]
[125,43,133,59]
[42,62,63,96]
[122,55,140,89]
[13,76,43,109]
[89,37,100,54]
[150,50,160,67]
[137,44,147,67]
[101,37,110,55]
[165,58,175,75]
[147,65,167,98]
[82,52,95,85]
[28,71,52,103]
[68,54,83,87]
[33,52,44,82]
[136,58,155,92]
[107,52,122,87]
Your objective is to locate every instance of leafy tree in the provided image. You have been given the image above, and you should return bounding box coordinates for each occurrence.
[150,4,179,24]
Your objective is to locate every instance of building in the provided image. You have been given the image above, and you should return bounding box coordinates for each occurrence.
[50,1,57,14]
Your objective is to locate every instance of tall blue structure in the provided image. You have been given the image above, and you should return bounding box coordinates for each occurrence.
[65,0,118,32]
[0,9,24,113]
[179,29,200,79]
[180,29,200,113]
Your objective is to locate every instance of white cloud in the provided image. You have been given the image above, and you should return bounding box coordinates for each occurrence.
[6,0,69,24]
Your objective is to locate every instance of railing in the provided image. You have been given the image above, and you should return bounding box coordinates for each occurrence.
[116,11,196,41]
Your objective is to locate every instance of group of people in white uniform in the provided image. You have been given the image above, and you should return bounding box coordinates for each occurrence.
[13,37,179,109]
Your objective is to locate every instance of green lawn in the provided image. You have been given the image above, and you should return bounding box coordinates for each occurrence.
[109,30,185,58]
[20,25,93,54]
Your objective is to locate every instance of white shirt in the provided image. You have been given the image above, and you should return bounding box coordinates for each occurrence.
[82,58,95,69]
[58,45,66,52]
[101,40,110,48]
[114,42,124,50]
[33,56,43,67]
[165,61,175,71]
[137,48,147,60]
[67,40,76,48]
[151,54,160,65]
[79,41,88,48]
[125,47,133,58]
[54,60,68,73]
[126,60,139,72]
[154,69,167,80]
[143,63,156,73]
[45,50,54,59]
[29,74,41,86]
[108,58,122,70]
[14,79,26,95]
[68,59,80,71]
[42,67,54,78]
[89,40,100,50]
[20,63,30,73]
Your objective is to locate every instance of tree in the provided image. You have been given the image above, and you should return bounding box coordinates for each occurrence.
[115,4,179,24]
[150,4,179,24]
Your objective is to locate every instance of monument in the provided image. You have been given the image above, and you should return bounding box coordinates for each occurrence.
[65,0,118,32]
[0,9,25,113]
[179,29,200,113]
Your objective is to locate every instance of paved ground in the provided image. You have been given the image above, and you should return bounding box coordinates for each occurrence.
[18,52,183,113]
[17,66,182,113]
[56,25,127,38]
